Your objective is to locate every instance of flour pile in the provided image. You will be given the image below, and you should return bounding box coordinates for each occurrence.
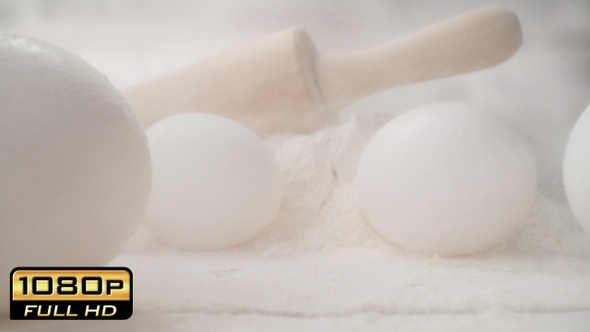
[235,111,590,258]
[252,115,385,255]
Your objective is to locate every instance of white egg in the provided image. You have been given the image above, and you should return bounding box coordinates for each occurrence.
[0,34,151,313]
[564,104,590,236]
[143,113,283,250]
[356,102,537,256]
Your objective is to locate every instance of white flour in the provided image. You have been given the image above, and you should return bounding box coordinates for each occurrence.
[243,112,590,258]
[253,116,385,255]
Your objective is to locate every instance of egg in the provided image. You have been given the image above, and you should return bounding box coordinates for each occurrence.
[563,104,590,236]
[0,34,151,313]
[143,113,283,250]
[356,102,538,256]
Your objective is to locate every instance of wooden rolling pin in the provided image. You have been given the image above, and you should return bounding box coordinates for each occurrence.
[124,8,522,137]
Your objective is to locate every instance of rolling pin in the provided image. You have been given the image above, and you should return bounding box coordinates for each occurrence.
[124,8,522,137]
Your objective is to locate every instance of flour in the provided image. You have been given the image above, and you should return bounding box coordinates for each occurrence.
[510,193,590,257]
[243,112,590,258]
[247,115,390,255]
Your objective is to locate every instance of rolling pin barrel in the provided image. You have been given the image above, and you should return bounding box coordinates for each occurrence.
[124,28,327,137]
[124,7,522,137]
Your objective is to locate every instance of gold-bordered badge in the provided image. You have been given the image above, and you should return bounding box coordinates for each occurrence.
[10,267,132,320]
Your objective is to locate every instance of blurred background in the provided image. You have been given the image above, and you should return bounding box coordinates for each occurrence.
[1,0,589,201]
